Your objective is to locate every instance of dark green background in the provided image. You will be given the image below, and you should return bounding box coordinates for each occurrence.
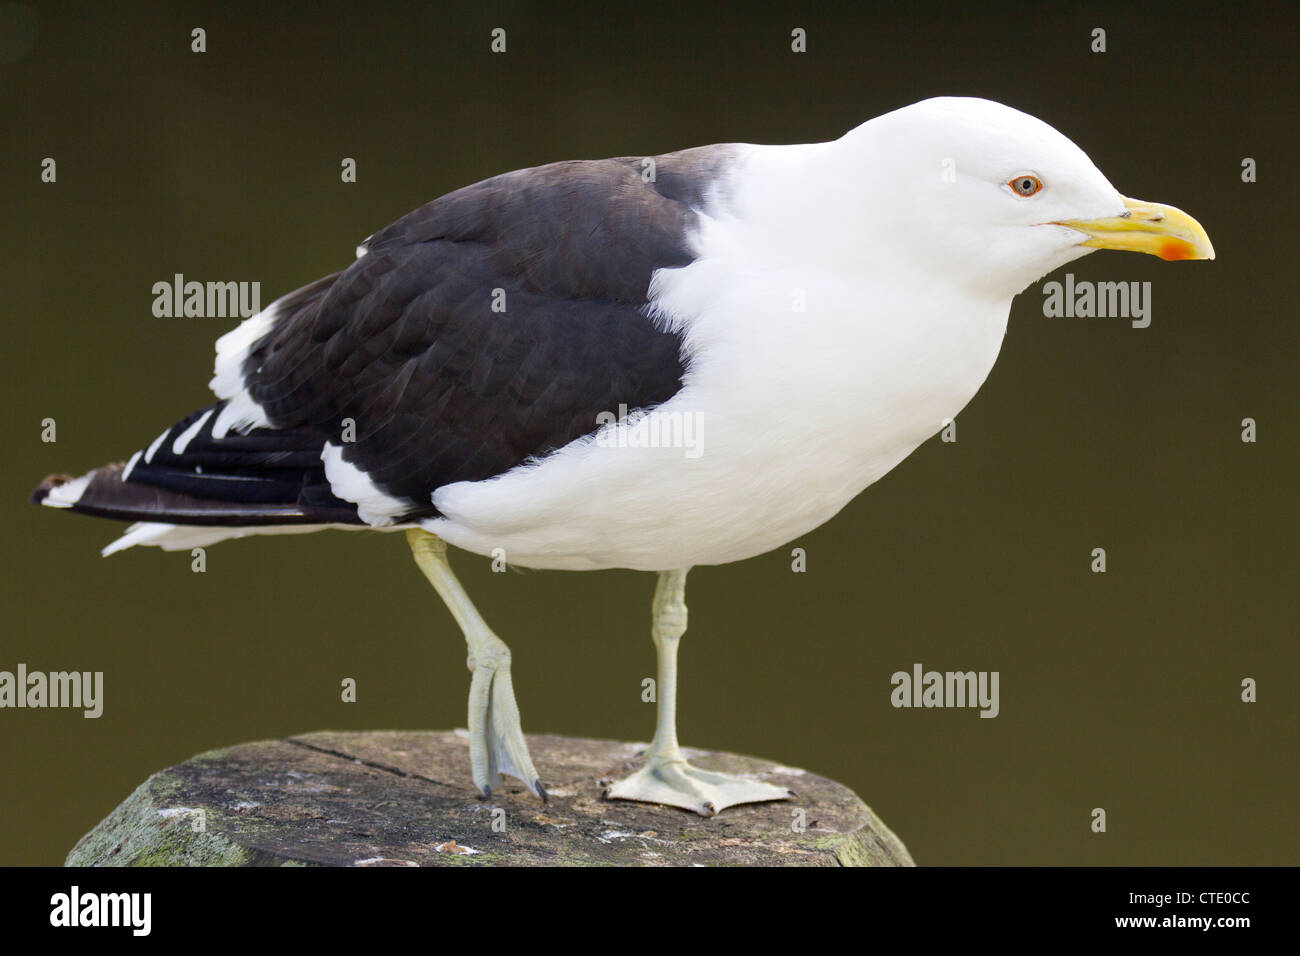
[2,0,1295,866]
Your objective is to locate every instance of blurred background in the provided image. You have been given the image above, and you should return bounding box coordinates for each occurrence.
[1,0,1295,865]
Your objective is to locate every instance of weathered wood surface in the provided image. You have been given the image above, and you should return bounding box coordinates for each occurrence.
[67,731,915,866]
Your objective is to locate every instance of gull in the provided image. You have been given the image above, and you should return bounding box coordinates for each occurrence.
[33,97,1214,816]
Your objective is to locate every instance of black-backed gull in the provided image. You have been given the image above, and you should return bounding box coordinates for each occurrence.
[33,97,1214,815]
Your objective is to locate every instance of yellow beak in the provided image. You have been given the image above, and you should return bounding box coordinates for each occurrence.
[1055,197,1215,261]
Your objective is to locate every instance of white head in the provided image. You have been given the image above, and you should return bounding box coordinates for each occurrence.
[757,97,1215,300]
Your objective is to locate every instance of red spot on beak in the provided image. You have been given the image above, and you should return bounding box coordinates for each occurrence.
[1159,239,1196,261]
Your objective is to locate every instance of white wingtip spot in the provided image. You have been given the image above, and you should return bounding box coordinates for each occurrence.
[172,408,214,456]
[121,450,142,482]
[42,473,92,509]
[143,427,171,464]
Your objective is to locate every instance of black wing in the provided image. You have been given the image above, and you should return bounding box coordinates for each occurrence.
[34,146,733,526]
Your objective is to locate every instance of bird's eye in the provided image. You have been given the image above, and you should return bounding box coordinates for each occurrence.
[1009,175,1043,197]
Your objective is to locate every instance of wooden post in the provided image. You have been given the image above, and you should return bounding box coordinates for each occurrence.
[67,731,914,866]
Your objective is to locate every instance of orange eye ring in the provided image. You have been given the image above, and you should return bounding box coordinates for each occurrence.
[1009,175,1043,197]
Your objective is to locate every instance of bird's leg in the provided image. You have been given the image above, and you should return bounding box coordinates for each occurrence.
[405,529,545,802]
[604,568,795,817]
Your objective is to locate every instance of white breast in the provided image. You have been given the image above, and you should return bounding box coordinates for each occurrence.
[426,253,1011,571]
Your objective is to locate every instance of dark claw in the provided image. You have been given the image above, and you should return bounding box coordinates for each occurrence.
[535,780,548,803]
[786,789,797,797]
[480,785,492,800]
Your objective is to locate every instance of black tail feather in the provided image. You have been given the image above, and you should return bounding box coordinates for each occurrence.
[31,402,364,526]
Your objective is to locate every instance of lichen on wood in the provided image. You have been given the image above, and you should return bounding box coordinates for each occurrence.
[66,731,914,867]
